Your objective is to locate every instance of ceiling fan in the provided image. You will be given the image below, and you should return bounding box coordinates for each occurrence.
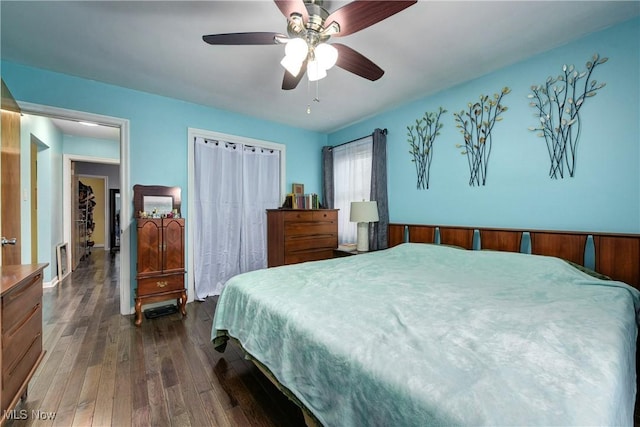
[202,0,417,90]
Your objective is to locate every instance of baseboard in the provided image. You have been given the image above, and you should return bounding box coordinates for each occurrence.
[43,277,59,289]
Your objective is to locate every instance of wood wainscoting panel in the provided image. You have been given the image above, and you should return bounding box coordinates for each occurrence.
[439,227,474,250]
[408,225,436,244]
[530,232,587,266]
[594,235,640,289]
[387,224,406,247]
[479,229,522,252]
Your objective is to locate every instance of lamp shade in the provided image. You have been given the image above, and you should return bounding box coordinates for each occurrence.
[280,55,303,77]
[285,37,308,60]
[307,59,327,82]
[315,43,338,70]
[350,201,379,223]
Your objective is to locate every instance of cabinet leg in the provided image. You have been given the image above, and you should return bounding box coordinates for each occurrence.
[135,298,142,326]
[179,291,187,317]
[21,386,28,401]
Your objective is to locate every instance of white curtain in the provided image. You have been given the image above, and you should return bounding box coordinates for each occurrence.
[333,136,373,244]
[194,137,280,298]
[240,145,280,272]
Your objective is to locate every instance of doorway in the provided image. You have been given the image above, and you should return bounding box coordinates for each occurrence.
[19,101,132,316]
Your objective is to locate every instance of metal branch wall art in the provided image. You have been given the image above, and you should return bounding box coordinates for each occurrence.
[454,88,510,186]
[407,107,446,189]
[528,53,608,178]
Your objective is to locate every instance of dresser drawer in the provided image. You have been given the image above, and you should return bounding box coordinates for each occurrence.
[2,304,42,371]
[136,273,184,296]
[1,332,42,410]
[1,273,41,335]
[285,222,336,238]
[283,211,314,222]
[285,249,336,265]
[312,210,337,222]
[285,235,338,253]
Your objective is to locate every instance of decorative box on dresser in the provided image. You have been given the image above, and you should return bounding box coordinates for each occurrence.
[1,263,47,425]
[133,185,187,327]
[266,209,338,267]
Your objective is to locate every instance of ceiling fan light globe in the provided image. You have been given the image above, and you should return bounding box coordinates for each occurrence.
[280,55,303,77]
[315,43,338,70]
[284,37,308,61]
[307,60,327,82]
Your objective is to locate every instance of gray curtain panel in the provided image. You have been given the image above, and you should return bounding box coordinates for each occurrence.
[369,128,389,250]
[321,146,334,209]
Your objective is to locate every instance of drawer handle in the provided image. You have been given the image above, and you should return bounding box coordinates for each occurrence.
[157,281,168,288]
[6,275,40,301]
[7,304,41,339]
[7,332,41,377]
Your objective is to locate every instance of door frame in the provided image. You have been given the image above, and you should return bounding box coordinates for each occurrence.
[18,101,132,316]
[74,172,110,250]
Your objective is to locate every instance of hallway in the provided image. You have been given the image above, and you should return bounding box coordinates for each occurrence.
[6,249,304,426]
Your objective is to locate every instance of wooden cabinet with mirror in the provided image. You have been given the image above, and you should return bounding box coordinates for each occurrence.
[133,185,186,326]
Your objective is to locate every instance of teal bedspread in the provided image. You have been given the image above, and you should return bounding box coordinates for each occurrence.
[212,243,639,426]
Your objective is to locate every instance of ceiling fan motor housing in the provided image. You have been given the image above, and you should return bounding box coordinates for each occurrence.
[287,2,332,48]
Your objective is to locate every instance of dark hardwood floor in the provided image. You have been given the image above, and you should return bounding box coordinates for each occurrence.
[6,249,306,427]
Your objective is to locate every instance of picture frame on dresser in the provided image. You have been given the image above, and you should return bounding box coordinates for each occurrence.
[56,242,71,282]
[292,183,304,195]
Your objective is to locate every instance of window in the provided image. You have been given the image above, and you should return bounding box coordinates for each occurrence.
[332,136,373,244]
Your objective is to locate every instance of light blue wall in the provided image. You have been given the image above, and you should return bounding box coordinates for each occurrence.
[63,135,120,159]
[329,18,640,234]
[20,114,64,282]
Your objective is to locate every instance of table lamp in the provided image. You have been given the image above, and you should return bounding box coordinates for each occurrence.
[350,201,379,252]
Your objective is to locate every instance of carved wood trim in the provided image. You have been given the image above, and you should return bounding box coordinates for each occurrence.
[133,184,181,217]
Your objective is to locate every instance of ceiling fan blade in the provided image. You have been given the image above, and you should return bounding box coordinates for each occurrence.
[274,0,309,22]
[282,60,307,90]
[333,43,384,81]
[325,1,417,37]
[202,32,286,45]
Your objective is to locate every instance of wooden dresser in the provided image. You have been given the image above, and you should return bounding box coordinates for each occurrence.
[133,185,187,326]
[1,264,47,424]
[266,209,338,267]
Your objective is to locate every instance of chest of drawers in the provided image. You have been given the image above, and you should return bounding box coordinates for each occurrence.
[266,209,338,267]
[1,264,47,425]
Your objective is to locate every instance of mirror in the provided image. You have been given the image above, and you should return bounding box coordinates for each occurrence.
[110,189,120,253]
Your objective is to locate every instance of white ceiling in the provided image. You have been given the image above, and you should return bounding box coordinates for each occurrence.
[48,118,120,141]
[2,1,638,135]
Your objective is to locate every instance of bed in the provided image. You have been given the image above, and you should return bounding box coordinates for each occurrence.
[212,224,640,426]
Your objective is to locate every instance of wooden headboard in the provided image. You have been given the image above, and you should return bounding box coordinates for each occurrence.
[388,223,640,289]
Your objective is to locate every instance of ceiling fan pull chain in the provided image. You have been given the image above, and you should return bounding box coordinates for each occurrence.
[306,78,312,114]
[314,79,320,103]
